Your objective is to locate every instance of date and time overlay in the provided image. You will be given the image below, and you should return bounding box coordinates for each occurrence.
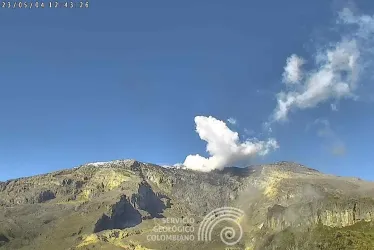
[2,1,89,9]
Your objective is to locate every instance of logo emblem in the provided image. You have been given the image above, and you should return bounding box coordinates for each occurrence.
[198,207,244,246]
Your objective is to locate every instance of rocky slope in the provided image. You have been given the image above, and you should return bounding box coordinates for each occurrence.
[1,160,374,249]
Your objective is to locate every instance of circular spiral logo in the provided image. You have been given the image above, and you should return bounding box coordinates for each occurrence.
[197,207,244,246]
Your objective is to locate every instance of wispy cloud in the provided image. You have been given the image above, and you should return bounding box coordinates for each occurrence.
[282,54,305,84]
[244,128,255,136]
[331,103,339,111]
[227,117,237,125]
[183,116,278,172]
[273,8,374,122]
[313,118,347,156]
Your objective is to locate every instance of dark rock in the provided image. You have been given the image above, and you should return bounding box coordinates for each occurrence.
[94,195,142,232]
[38,190,56,203]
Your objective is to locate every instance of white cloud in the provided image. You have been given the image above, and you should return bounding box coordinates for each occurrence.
[262,121,273,134]
[227,117,237,125]
[244,128,254,136]
[331,103,338,111]
[283,54,305,84]
[273,8,374,121]
[183,116,278,172]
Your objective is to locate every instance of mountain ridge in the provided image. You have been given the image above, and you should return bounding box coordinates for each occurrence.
[1,159,374,249]
[1,159,320,182]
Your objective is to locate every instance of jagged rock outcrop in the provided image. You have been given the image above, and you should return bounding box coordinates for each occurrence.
[94,195,142,232]
[130,181,169,218]
[266,198,374,231]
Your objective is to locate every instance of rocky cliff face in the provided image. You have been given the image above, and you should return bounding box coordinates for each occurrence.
[1,160,374,249]
[266,198,374,230]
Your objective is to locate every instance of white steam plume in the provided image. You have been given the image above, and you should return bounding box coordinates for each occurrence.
[183,116,278,172]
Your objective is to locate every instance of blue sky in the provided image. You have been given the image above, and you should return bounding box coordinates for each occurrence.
[1,1,374,180]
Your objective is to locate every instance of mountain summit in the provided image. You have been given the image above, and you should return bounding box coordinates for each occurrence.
[1,160,374,249]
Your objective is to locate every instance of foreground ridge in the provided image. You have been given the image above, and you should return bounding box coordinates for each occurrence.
[0,160,374,249]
